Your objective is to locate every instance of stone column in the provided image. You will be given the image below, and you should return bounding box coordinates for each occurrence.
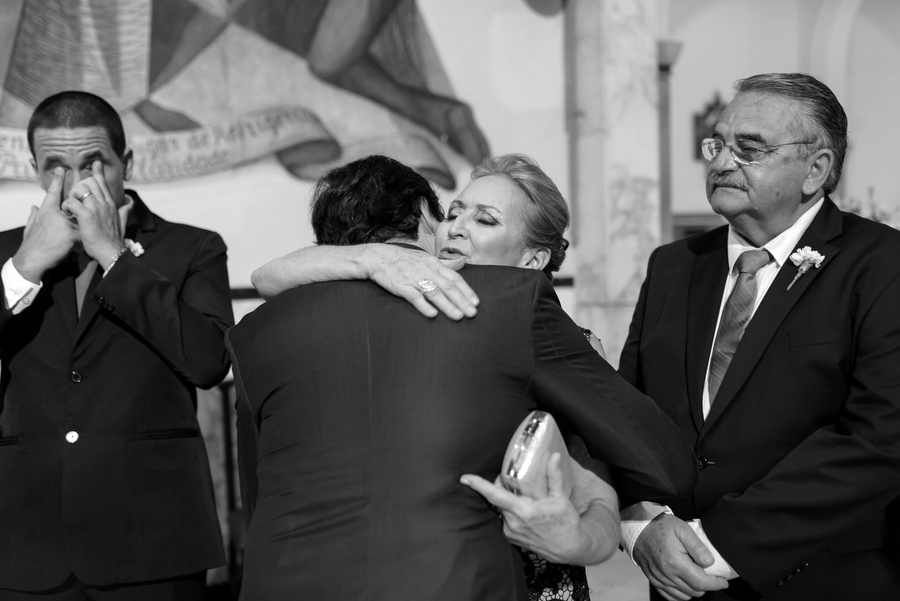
[565,0,661,368]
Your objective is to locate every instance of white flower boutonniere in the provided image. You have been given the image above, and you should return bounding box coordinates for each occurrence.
[124,238,145,257]
[786,246,824,290]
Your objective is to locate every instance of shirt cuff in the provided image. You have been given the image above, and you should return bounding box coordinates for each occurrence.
[688,520,739,579]
[620,502,672,561]
[2,258,42,314]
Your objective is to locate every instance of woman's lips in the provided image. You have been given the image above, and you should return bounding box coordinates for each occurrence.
[439,247,467,260]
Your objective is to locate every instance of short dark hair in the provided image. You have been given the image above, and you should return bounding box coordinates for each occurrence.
[735,73,848,194]
[471,153,569,278]
[27,91,127,159]
[311,155,443,245]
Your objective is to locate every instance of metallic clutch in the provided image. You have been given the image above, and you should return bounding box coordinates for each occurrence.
[501,410,574,499]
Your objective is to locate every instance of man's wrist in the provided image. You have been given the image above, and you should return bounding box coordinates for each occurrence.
[620,502,672,560]
[88,239,125,265]
[3,258,43,314]
[11,250,48,284]
[103,246,129,277]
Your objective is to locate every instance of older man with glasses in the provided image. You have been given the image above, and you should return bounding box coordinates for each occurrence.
[618,73,900,601]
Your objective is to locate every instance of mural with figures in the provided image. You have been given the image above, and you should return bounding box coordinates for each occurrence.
[0,0,490,191]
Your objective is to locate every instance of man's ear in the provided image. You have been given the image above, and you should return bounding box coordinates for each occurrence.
[29,157,37,179]
[122,148,134,182]
[521,247,551,271]
[802,148,834,195]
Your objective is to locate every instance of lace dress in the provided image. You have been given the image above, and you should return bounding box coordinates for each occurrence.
[522,550,591,601]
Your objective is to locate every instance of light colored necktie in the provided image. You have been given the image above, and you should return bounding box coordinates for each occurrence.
[74,253,98,318]
[707,249,772,404]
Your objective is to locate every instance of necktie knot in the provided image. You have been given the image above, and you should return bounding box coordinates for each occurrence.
[735,249,771,276]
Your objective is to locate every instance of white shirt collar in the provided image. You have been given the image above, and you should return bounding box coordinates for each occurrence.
[726,198,825,272]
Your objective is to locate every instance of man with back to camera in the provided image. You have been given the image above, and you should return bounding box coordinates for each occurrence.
[0,91,233,599]
[226,154,698,599]
[618,73,900,600]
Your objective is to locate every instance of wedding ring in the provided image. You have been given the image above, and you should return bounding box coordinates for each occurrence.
[418,278,438,294]
[77,191,92,201]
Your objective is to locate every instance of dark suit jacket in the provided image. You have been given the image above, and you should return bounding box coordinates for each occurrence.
[0,192,232,590]
[620,198,900,600]
[227,264,696,601]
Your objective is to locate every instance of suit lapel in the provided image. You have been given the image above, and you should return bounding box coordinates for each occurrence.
[685,229,728,432]
[701,199,844,434]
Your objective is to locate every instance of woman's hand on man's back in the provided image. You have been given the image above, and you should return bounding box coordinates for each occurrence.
[363,244,479,320]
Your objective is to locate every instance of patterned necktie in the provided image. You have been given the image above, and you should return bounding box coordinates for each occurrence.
[707,249,772,405]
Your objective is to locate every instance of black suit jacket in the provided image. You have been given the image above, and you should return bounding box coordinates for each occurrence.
[620,198,900,600]
[227,264,696,601]
[0,192,232,590]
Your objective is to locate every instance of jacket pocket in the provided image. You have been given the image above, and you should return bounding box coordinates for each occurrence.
[136,428,201,441]
[0,436,19,446]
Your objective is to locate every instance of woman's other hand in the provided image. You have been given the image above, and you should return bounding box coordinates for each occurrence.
[461,453,616,565]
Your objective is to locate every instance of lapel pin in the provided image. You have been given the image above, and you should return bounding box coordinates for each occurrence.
[124,238,145,257]
[786,246,824,290]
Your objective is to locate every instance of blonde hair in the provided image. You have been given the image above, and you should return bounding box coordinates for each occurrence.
[471,154,569,277]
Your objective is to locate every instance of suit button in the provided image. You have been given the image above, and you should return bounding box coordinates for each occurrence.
[21,298,30,306]
[105,304,114,312]
[70,371,82,383]
[777,580,784,587]
[65,431,79,443]
[94,296,105,305]
[696,455,716,470]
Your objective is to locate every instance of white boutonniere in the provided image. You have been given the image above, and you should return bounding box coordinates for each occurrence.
[786,246,824,290]
[124,238,145,257]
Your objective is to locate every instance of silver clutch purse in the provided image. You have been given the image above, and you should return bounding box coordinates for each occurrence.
[501,410,574,499]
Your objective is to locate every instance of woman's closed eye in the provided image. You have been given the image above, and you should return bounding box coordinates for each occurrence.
[445,201,501,226]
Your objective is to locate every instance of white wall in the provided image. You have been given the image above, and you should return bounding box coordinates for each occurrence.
[843,0,900,223]
[667,0,803,216]
[419,0,567,201]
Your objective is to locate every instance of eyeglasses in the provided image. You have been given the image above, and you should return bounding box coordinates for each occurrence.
[700,138,814,166]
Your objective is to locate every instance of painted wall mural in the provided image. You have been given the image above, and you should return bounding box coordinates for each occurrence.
[0,0,490,190]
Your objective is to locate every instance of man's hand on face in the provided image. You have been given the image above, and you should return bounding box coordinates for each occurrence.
[12,167,78,283]
[61,160,131,265]
[633,513,728,601]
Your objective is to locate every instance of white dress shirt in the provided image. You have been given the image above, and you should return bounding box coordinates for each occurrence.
[621,198,825,578]
[2,259,42,315]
